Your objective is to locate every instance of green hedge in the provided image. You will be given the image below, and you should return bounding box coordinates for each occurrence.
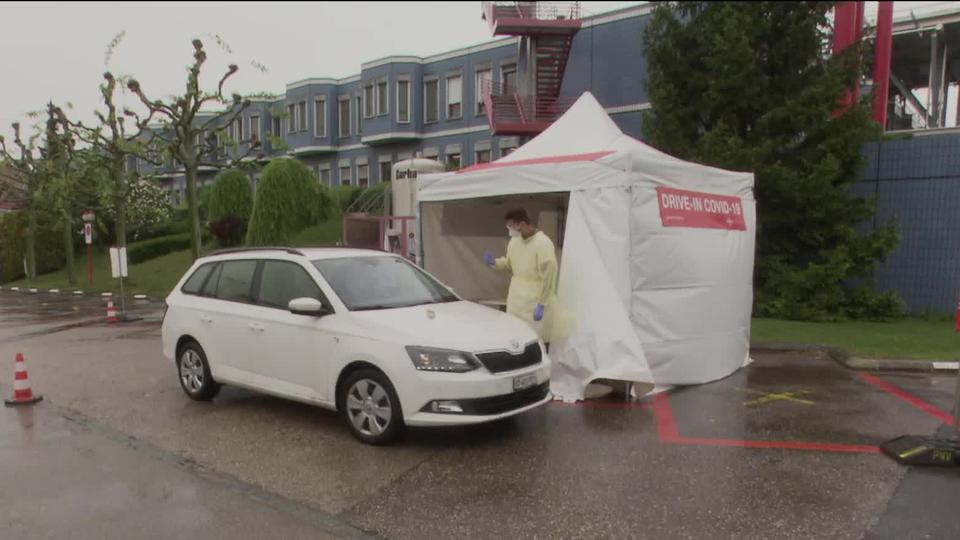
[247,159,322,246]
[0,211,64,283]
[208,169,253,223]
[127,233,191,264]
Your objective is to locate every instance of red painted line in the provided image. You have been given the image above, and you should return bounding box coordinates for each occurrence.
[669,436,880,454]
[857,372,956,425]
[457,150,615,174]
[652,389,879,454]
[652,392,680,440]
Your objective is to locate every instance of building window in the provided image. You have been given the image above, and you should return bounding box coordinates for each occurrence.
[475,149,491,164]
[363,84,375,118]
[424,79,439,123]
[249,115,260,142]
[338,97,351,138]
[339,165,352,186]
[297,101,307,133]
[447,153,461,169]
[397,79,410,123]
[271,117,282,139]
[318,165,330,185]
[476,68,492,115]
[234,116,244,141]
[358,164,369,187]
[446,74,462,119]
[287,104,296,133]
[379,160,392,183]
[356,96,363,134]
[501,145,516,157]
[377,80,388,116]
[314,98,326,138]
[501,64,517,95]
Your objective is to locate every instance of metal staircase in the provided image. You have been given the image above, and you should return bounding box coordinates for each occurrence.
[481,2,582,135]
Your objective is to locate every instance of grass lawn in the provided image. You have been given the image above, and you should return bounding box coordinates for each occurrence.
[5,219,346,299]
[6,248,196,300]
[752,318,960,360]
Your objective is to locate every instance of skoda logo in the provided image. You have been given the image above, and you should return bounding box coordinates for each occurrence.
[510,339,520,351]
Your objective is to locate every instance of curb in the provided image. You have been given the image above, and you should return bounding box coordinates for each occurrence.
[751,342,959,373]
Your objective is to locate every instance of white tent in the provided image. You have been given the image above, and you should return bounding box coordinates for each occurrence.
[417,92,756,400]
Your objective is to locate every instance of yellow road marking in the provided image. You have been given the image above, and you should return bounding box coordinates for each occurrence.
[738,388,815,406]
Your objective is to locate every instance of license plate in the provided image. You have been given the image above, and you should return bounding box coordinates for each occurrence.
[513,373,537,391]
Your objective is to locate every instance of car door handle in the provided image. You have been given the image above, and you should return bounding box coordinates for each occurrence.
[200,316,213,324]
[248,323,265,333]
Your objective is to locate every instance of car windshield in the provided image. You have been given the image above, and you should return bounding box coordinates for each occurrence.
[313,256,459,311]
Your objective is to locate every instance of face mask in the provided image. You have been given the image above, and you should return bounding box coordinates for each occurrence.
[507,226,521,238]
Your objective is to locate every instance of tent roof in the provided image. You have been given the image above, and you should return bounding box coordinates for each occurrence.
[423,92,753,201]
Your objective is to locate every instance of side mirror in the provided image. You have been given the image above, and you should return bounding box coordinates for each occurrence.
[288,297,332,317]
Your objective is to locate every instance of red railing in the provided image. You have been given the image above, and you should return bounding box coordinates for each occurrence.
[482,80,576,133]
[482,2,582,29]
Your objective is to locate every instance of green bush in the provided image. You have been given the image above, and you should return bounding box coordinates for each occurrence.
[0,211,65,282]
[331,185,363,213]
[207,169,254,247]
[208,169,253,223]
[127,233,191,264]
[246,158,317,246]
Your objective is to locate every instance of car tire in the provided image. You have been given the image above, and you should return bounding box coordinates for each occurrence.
[176,341,221,401]
[339,369,404,445]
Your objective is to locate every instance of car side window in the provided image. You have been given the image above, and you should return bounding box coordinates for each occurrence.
[214,260,258,303]
[200,263,222,297]
[181,263,215,295]
[257,260,324,309]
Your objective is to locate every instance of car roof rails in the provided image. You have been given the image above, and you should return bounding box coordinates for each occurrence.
[203,247,306,258]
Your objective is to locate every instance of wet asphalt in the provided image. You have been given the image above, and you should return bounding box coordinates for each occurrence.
[1,288,959,539]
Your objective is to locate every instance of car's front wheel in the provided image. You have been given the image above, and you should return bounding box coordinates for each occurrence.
[340,369,404,445]
[176,341,221,401]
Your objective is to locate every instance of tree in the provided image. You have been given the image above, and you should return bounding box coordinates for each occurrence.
[39,103,81,284]
[126,39,260,260]
[246,158,319,246]
[642,2,899,320]
[0,119,44,281]
[98,178,172,241]
[56,70,155,255]
[207,169,253,247]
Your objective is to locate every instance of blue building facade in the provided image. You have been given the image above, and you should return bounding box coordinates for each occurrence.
[143,4,653,202]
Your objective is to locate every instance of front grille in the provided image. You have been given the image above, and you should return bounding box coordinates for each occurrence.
[476,342,542,373]
[458,382,550,415]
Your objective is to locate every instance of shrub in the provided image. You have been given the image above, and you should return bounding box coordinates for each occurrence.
[208,169,253,223]
[246,158,316,246]
[0,211,64,282]
[127,233,191,264]
[208,217,245,248]
[207,169,253,247]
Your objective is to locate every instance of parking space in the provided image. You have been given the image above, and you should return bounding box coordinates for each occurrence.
[1,290,959,539]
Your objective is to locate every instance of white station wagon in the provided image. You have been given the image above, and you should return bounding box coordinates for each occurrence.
[161,247,551,444]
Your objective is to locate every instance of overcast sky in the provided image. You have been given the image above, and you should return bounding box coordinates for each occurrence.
[0,1,952,148]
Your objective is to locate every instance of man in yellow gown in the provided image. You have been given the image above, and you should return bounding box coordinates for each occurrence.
[484,208,559,342]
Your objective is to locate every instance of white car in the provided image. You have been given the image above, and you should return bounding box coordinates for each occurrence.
[161,247,551,444]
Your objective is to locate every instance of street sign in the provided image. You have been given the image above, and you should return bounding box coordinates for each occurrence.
[83,223,92,245]
[109,247,128,278]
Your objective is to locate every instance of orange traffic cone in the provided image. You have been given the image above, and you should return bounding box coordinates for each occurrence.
[4,353,42,406]
[105,298,119,323]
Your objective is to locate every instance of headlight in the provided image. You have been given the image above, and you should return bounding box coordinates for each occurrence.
[406,346,479,373]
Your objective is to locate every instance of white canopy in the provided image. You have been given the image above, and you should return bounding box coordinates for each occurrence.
[418,92,756,400]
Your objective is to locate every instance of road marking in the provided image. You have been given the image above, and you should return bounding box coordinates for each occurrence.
[738,388,815,406]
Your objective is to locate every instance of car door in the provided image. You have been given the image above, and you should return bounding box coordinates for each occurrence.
[201,259,260,384]
[245,259,337,403]
[174,261,222,364]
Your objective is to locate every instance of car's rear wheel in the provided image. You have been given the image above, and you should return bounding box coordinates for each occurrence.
[177,341,220,401]
[340,369,403,445]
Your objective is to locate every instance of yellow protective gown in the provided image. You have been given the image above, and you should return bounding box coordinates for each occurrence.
[494,231,559,341]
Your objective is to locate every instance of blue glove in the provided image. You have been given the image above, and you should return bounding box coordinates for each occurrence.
[484,250,495,267]
[533,303,545,322]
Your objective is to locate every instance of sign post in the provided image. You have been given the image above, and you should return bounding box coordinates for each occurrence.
[82,210,95,288]
[109,246,130,321]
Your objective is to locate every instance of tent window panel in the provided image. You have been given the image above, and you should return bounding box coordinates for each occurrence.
[436,194,568,249]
